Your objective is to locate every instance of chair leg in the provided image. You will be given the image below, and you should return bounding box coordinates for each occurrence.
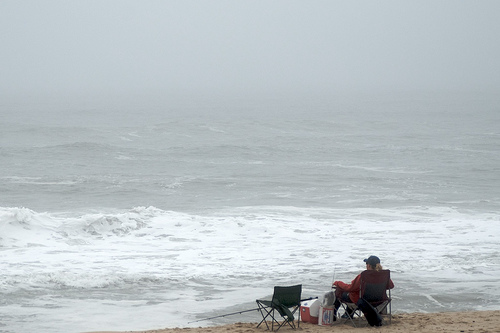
[256,302,301,331]
[256,303,272,330]
[377,301,392,325]
[298,307,300,329]
[257,312,270,329]
[339,303,359,327]
[257,307,283,332]
[388,300,392,325]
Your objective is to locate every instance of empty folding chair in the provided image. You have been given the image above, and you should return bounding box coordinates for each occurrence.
[256,284,302,331]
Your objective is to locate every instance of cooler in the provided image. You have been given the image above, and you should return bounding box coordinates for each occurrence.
[300,298,320,324]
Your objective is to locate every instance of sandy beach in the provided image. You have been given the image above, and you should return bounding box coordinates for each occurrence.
[87,310,500,333]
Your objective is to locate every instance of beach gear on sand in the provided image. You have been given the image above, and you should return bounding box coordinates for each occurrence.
[189,284,314,331]
[256,284,302,331]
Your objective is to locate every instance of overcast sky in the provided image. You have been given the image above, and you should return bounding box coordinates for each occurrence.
[1,1,499,102]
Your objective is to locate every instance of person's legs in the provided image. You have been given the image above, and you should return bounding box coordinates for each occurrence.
[333,291,353,318]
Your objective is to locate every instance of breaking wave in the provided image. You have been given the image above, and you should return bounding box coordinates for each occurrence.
[0,206,170,247]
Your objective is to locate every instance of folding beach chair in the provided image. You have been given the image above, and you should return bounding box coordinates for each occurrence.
[339,270,392,327]
[256,284,302,331]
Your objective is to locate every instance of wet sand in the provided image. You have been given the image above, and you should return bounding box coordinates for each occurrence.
[86,310,500,333]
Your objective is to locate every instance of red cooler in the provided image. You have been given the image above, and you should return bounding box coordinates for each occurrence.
[300,299,320,324]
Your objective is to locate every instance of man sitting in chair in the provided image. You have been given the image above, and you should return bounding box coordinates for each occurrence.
[332,255,394,318]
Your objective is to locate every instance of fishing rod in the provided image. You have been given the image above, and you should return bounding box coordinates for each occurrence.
[331,265,336,290]
[188,297,318,324]
[188,308,259,324]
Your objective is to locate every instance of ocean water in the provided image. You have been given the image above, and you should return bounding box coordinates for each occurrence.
[1,92,499,333]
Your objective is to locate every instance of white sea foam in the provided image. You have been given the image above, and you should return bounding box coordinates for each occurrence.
[1,205,499,333]
[1,176,79,185]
